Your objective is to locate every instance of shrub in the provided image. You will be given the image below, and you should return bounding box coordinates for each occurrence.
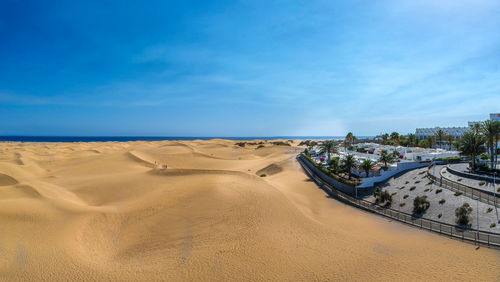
[479,181,486,186]
[487,207,493,213]
[491,223,496,228]
[437,156,462,163]
[409,186,416,191]
[479,153,490,160]
[415,180,421,184]
[271,141,291,146]
[413,196,430,214]
[439,199,445,204]
[438,213,442,218]
[424,188,429,192]
[260,174,266,177]
[235,142,246,147]
[403,194,409,199]
[301,154,358,186]
[435,189,442,194]
[256,144,265,149]
[454,191,463,196]
[455,203,472,225]
[375,189,392,205]
[400,203,406,207]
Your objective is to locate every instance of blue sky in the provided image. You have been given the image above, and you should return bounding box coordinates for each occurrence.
[1,0,499,136]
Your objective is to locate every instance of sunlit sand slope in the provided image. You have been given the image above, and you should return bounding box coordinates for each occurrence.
[0,140,498,281]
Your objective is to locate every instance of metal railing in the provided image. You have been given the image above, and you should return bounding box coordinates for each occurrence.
[297,155,500,248]
[427,168,499,208]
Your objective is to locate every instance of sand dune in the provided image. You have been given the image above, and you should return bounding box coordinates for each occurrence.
[0,140,498,281]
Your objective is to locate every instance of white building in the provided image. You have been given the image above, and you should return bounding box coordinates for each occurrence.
[491,113,500,121]
[415,113,499,141]
[415,127,469,140]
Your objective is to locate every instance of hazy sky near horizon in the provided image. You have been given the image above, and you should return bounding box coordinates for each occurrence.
[1,0,500,136]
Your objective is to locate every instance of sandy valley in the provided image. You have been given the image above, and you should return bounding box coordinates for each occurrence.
[0,140,499,281]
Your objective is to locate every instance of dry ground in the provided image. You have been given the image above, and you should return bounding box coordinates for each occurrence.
[0,140,499,281]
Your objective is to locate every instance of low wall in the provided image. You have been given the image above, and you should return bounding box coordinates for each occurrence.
[298,155,362,196]
[447,165,500,184]
[357,161,430,188]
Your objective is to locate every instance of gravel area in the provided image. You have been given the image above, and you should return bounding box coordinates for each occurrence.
[441,163,500,193]
[366,167,500,233]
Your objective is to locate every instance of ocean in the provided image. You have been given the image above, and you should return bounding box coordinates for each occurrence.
[0,136,374,143]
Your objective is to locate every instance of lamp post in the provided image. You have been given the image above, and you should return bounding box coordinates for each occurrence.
[494,171,499,224]
[477,195,480,245]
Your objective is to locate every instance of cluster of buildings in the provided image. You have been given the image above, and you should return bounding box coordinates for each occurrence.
[415,113,500,141]
[306,113,498,185]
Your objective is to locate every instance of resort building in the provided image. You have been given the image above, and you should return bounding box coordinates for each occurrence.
[415,127,468,141]
[415,113,499,141]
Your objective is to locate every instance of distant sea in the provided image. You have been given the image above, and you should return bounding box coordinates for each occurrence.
[0,136,374,143]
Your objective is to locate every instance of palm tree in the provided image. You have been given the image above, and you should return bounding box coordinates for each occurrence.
[472,123,482,134]
[381,133,389,145]
[494,121,500,167]
[481,120,500,169]
[435,129,445,149]
[407,133,417,147]
[342,154,356,179]
[446,134,454,150]
[390,132,400,146]
[379,150,394,168]
[318,140,338,163]
[460,131,485,168]
[328,157,340,171]
[453,140,461,151]
[360,159,373,178]
[425,136,434,148]
[344,132,356,151]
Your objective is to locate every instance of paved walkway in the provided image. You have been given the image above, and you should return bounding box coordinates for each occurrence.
[440,165,500,194]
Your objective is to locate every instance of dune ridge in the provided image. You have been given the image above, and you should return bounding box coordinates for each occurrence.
[0,140,498,281]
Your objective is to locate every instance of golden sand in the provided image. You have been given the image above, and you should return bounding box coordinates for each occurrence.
[0,140,498,281]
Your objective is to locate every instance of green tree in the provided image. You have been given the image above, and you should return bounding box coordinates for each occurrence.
[455,203,472,225]
[446,134,455,150]
[453,140,461,151]
[318,140,338,163]
[413,195,430,214]
[390,132,400,145]
[381,133,389,145]
[359,159,374,177]
[407,133,417,147]
[435,129,446,149]
[481,120,500,169]
[399,135,408,147]
[460,131,485,168]
[392,150,400,159]
[342,154,356,179]
[375,188,392,206]
[345,132,356,148]
[425,136,434,148]
[328,157,340,172]
[378,150,394,168]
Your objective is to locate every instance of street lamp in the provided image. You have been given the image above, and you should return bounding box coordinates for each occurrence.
[477,194,480,245]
